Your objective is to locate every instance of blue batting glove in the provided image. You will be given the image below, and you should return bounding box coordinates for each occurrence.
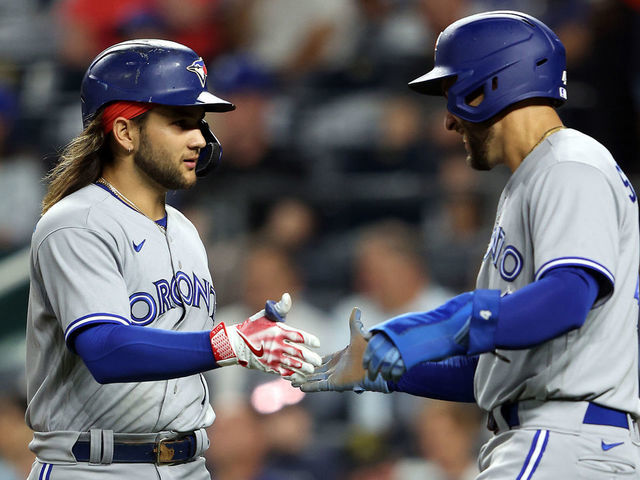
[362,333,406,382]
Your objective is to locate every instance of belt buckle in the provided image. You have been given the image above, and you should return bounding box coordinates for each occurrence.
[154,437,177,465]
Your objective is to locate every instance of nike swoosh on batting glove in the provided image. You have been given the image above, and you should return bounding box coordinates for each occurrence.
[209,293,322,383]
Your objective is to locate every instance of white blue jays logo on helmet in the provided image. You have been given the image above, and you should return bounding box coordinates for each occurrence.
[187,58,208,87]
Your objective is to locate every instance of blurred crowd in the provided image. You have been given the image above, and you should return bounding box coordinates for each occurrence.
[1,0,640,478]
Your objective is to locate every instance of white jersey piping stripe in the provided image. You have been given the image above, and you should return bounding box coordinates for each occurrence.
[64,313,131,342]
[534,257,614,285]
[516,429,549,480]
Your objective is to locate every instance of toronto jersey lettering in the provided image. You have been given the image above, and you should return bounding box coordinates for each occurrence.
[484,225,524,282]
[474,129,640,416]
[129,271,216,326]
[26,184,216,433]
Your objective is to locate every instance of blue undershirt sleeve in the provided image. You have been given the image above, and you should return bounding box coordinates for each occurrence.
[494,266,600,349]
[387,355,477,402]
[386,266,600,402]
[73,323,219,384]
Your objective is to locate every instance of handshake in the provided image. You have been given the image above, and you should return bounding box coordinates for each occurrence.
[211,290,499,392]
[208,292,387,391]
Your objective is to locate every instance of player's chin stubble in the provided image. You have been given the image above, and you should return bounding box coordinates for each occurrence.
[134,133,196,191]
[466,127,493,171]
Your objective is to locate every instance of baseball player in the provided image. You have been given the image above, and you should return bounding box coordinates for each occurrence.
[25,39,321,480]
[300,11,640,478]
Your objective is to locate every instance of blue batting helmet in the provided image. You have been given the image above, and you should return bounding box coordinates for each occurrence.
[81,39,235,176]
[408,11,567,123]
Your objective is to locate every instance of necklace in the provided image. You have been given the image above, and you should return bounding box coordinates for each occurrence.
[527,125,566,157]
[96,177,166,233]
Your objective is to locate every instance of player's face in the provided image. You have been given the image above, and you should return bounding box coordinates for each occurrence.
[133,106,207,190]
[443,81,498,171]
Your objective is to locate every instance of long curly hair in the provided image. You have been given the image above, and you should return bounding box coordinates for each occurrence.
[41,113,149,215]
[41,116,110,215]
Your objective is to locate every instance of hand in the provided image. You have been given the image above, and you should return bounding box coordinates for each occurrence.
[210,293,322,383]
[296,308,389,393]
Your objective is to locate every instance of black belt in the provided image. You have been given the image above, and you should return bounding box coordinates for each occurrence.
[487,402,629,434]
[72,433,197,464]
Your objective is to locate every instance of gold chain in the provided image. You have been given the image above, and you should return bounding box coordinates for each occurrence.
[96,177,166,232]
[527,125,566,157]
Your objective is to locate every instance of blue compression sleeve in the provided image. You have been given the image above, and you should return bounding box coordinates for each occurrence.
[388,355,477,402]
[495,266,600,349]
[74,323,218,384]
[385,267,599,401]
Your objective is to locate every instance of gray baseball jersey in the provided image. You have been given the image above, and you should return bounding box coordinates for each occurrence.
[474,128,640,417]
[26,184,216,465]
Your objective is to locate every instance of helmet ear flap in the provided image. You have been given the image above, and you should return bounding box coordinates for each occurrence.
[195,119,222,177]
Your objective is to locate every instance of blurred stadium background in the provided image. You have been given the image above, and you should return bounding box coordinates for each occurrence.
[0,0,639,479]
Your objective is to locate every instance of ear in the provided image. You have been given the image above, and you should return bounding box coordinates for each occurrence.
[111,117,138,154]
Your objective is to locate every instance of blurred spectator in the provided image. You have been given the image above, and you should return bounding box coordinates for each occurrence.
[55,0,229,90]
[318,0,430,91]
[205,399,279,480]
[0,0,55,63]
[56,0,161,85]
[253,198,335,300]
[225,0,359,83]
[0,395,32,480]
[422,154,495,292]
[202,197,321,308]
[289,0,438,176]
[333,219,453,330]
[0,335,33,480]
[257,198,318,254]
[340,429,397,480]
[417,0,475,35]
[207,381,339,480]
[551,0,640,176]
[331,219,454,434]
[205,54,278,171]
[260,402,338,480]
[0,84,45,256]
[154,0,230,62]
[221,241,329,342]
[393,400,484,480]
[285,1,446,183]
[296,87,438,177]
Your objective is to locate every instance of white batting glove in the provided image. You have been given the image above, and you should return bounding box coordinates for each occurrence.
[209,293,322,383]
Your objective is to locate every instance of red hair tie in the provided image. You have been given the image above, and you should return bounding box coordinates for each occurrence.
[102,101,153,134]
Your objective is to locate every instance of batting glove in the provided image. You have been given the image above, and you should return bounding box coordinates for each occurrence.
[364,289,501,382]
[362,333,406,383]
[295,308,390,394]
[209,293,322,384]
